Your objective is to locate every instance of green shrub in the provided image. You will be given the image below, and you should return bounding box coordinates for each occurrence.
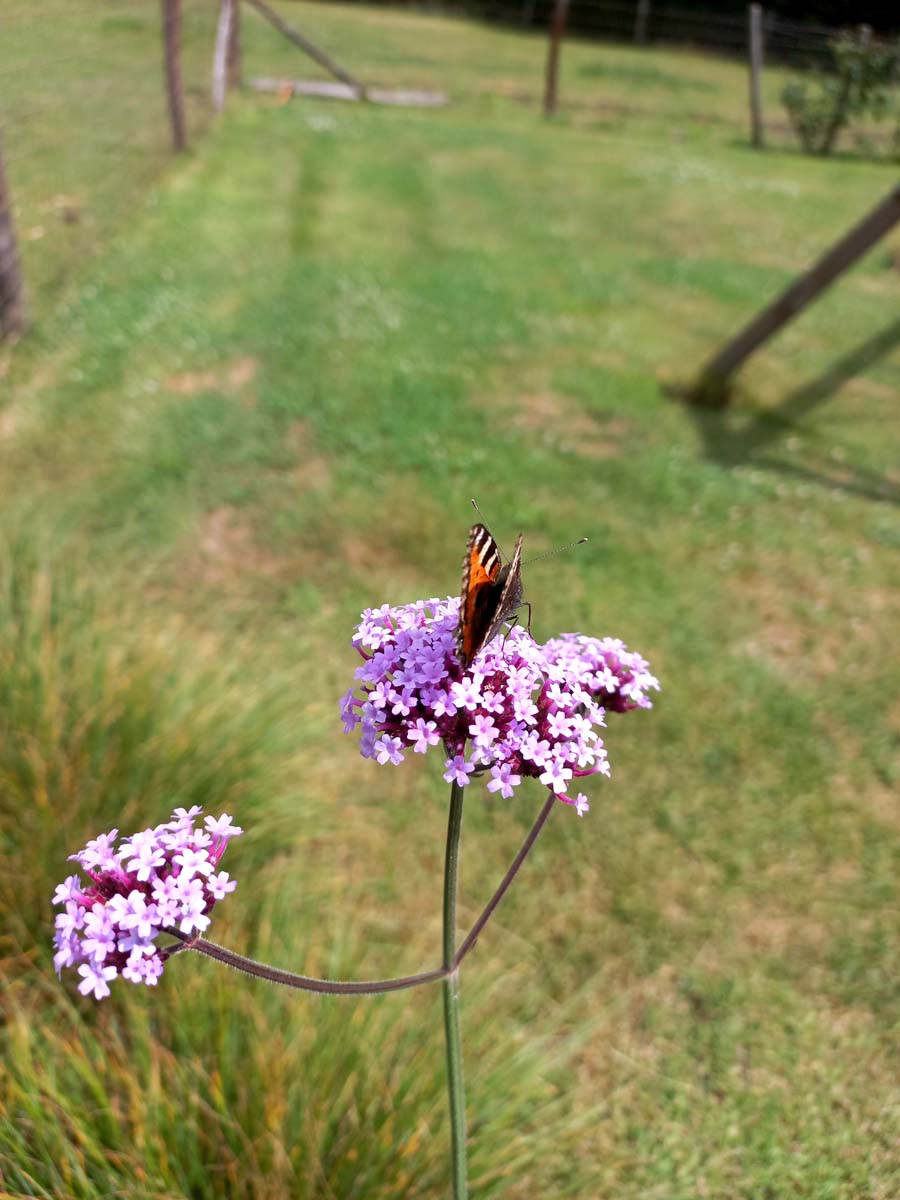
[781,30,900,156]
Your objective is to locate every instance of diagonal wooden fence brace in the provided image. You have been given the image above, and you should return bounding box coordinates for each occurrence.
[244,0,366,98]
[0,132,26,339]
[690,180,900,407]
[213,0,236,112]
[227,0,242,89]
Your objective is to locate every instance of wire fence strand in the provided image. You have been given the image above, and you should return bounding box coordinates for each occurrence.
[2,0,898,331]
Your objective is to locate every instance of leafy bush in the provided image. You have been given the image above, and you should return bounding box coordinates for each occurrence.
[781,30,900,156]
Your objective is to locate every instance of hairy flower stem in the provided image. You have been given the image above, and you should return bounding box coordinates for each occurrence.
[171,791,556,1003]
[169,931,447,994]
[453,792,556,969]
[442,779,468,1200]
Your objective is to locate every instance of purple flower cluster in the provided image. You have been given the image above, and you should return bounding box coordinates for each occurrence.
[341,597,658,816]
[52,806,242,1000]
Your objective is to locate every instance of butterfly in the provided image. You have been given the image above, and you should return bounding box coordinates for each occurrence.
[457,524,525,668]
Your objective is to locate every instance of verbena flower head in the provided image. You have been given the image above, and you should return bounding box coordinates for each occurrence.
[53,807,243,1000]
[342,596,658,816]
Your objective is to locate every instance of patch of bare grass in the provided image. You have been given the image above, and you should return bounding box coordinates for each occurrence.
[495,387,634,461]
[166,355,258,399]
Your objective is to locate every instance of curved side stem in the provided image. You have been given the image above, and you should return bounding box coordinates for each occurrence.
[168,789,555,1008]
[453,792,555,970]
[169,790,555,997]
[442,779,468,1200]
[169,930,447,995]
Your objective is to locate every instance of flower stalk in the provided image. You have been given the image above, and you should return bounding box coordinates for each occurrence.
[168,931,448,994]
[442,779,468,1200]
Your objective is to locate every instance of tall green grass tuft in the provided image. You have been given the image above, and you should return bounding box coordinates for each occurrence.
[0,540,287,964]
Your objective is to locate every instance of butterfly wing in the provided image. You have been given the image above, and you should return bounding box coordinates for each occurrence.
[458,524,501,666]
[486,532,524,646]
[457,526,524,667]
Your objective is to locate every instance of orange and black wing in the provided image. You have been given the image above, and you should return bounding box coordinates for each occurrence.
[457,526,524,667]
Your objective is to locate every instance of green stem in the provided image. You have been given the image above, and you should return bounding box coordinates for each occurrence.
[442,779,468,1199]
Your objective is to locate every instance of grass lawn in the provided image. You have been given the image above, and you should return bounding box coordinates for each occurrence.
[1,4,899,1198]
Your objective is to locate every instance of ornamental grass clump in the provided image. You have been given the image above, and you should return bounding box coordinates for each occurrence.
[54,568,658,1198]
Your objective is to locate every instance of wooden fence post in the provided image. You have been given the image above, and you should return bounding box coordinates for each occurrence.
[690,181,900,407]
[0,132,26,339]
[544,0,571,117]
[161,0,187,152]
[748,4,765,149]
[634,0,651,46]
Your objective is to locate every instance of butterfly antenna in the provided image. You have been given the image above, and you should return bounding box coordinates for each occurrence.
[523,537,588,566]
[469,498,509,560]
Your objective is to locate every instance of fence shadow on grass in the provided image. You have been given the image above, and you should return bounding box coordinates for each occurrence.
[684,314,900,508]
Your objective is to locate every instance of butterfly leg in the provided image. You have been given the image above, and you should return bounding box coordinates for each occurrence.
[500,602,533,648]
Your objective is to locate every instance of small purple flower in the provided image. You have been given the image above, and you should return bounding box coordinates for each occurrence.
[52,807,242,1000]
[173,876,211,935]
[539,757,573,795]
[546,710,573,739]
[340,688,361,732]
[450,677,482,712]
[204,812,243,846]
[408,718,440,754]
[389,688,415,717]
[469,714,499,749]
[125,834,166,883]
[375,735,406,766]
[53,937,80,973]
[207,871,237,901]
[122,946,161,985]
[71,829,119,871]
[170,806,203,827]
[443,755,476,787]
[118,892,159,941]
[53,876,84,906]
[344,595,658,818]
[82,907,117,962]
[173,846,213,878]
[78,961,118,1000]
[487,763,521,800]
[55,902,85,939]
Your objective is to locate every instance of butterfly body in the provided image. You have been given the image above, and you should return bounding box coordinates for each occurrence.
[457,524,524,668]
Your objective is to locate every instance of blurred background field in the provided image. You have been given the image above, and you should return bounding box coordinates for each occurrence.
[1,3,899,1197]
